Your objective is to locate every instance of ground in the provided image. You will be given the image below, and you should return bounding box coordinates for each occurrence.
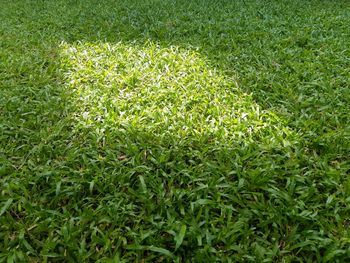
[0,0,350,262]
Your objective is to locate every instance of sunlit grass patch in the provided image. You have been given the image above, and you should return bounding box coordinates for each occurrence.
[60,41,292,147]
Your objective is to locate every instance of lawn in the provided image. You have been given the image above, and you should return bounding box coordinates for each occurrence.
[1,0,350,261]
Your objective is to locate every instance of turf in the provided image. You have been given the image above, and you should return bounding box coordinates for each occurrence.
[1,0,350,261]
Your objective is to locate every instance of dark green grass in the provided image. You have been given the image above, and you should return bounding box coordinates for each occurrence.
[1,0,350,261]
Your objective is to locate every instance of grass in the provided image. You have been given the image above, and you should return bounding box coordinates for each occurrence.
[1,0,350,261]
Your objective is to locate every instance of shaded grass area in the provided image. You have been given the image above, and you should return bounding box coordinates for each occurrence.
[1,0,350,261]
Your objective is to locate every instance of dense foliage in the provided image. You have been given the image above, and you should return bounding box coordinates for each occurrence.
[1,0,350,261]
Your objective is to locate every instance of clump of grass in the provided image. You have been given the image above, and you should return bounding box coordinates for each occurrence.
[1,0,350,262]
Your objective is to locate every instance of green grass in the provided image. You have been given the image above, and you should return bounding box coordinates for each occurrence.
[1,0,350,261]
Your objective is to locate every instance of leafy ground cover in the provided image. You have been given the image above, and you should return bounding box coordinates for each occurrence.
[1,0,350,261]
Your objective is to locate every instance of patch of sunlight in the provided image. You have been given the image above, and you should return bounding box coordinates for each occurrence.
[59,41,295,147]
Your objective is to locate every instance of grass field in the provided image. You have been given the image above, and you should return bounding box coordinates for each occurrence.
[1,0,350,261]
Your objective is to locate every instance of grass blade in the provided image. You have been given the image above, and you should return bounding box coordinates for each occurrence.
[175,225,187,251]
[0,198,13,216]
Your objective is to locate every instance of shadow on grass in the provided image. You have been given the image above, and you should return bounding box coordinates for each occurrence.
[1,0,350,261]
